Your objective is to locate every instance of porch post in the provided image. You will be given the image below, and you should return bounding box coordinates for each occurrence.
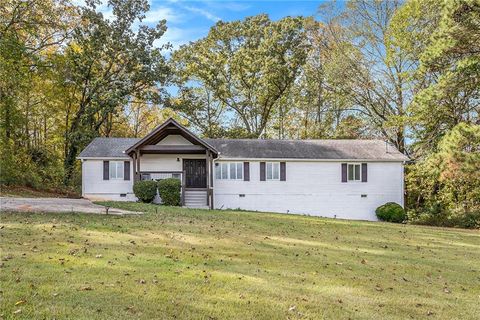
[132,152,138,182]
[135,149,140,180]
[181,170,186,206]
[207,150,213,209]
[206,150,210,207]
[209,151,214,209]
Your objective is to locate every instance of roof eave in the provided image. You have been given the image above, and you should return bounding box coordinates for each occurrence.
[215,157,408,162]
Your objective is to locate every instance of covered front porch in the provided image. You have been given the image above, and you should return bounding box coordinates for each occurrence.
[125,119,218,209]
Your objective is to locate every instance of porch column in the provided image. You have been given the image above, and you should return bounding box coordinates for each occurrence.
[135,150,141,181]
[132,152,139,182]
[206,150,210,207]
[208,151,214,209]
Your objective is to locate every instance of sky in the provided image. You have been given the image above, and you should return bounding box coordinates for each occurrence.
[152,0,328,49]
[95,0,333,50]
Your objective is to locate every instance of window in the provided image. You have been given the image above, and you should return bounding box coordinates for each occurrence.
[347,164,361,181]
[109,161,124,179]
[266,162,280,180]
[215,162,243,180]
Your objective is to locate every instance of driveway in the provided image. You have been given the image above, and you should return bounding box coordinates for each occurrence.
[0,197,138,215]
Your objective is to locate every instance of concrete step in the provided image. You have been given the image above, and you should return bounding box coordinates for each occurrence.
[185,195,206,199]
[184,190,207,208]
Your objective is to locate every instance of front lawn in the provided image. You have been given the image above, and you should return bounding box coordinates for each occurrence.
[1,202,479,319]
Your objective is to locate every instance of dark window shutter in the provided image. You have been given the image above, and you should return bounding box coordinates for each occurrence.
[243,162,250,181]
[260,162,266,181]
[103,161,109,180]
[341,163,347,182]
[361,163,368,182]
[124,161,130,180]
[280,162,286,181]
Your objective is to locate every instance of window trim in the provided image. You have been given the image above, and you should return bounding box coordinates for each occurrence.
[347,163,362,182]
[109,161,124,180]
[266,162,280,181]
[215,162,243,180]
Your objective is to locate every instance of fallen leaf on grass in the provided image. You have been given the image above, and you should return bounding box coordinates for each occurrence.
[79,286,93,291]
[13,309,22,315]
[15,300,26,306]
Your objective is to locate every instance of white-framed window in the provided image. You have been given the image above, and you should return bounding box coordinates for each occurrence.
[347,163,361,181]
[215,162,243,180]
[266,162,280,180]
[109,161,124,180]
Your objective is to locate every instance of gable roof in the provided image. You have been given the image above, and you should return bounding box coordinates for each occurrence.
[205,139,408,161]
[78,137,408,161]
[124,118,218,156]
[78,138,139,158]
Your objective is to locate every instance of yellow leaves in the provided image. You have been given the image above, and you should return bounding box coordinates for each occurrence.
[14,300,26,306]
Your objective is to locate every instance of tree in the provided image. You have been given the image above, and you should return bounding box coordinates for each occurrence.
[276,18,366,140]
[172,14,309,138]
[169,87,227,138]
[59,0,170,184]
[0,0,75,187]
[318,0,415,153]
[396,0,480,151]
[406,123,480,218]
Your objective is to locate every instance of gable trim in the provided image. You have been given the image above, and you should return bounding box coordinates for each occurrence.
[125,118,218,156]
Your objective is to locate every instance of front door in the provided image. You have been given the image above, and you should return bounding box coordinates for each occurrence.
[183,159,207,188]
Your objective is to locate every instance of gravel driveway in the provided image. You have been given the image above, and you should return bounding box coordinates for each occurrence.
[0,197,138,215]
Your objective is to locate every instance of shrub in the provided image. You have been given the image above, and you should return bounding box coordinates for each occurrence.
[459,212,480,229]
[409,206,480,229]
[376,202,406,223]
[133,180,158,203]
[158,178,181,206]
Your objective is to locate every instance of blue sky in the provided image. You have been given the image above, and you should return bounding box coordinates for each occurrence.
[133,0,332,49]
[81,0,342,49]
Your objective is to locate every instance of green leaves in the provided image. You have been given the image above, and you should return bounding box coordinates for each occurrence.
[61,0,171,183]
[406,123,480,221]
[172,14,309,137]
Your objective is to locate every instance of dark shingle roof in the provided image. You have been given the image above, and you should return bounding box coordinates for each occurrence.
[205,139,408,161]
[78,137,408,161]
[78,138,140,158]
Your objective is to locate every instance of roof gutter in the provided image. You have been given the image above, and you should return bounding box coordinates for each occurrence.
[214,157,408,162]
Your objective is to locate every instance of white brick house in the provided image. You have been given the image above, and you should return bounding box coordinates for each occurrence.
[78,118,408,221]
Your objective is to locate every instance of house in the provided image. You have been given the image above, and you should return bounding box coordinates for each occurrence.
[78,118,408,221]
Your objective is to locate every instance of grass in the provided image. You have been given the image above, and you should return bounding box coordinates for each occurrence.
[0,185,80,198]
[1,202,479,319]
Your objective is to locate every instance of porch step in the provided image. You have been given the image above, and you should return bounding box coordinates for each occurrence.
[184,190,208,209]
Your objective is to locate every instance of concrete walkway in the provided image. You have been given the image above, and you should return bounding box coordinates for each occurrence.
[0,197,138,215]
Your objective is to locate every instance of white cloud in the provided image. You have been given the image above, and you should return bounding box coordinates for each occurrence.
[204,1,251,12]
[182,5,221,22]
[143,6,183,24]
